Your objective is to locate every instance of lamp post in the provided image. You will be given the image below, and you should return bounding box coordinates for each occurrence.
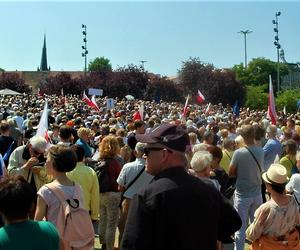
[238,30,252,69]
[81,24,88,76]
[273,12,281,94]
[140,60,147,69]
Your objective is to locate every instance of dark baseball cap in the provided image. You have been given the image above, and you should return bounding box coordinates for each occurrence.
[135,123,189,152]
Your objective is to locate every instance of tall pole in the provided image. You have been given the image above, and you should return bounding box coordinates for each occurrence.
[273,12,281,94]
[140,60,147,69]
[238,30,252,69]
[81,24,88,76]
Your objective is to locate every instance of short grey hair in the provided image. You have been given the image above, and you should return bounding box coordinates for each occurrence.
[135,142,146,154]
[29,136,47,152]
[192,143,209,154]
[190,151,212,172]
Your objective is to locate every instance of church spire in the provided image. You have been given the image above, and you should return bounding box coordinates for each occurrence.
[39,34,49,71]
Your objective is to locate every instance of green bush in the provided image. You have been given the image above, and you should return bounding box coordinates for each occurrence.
[245,85,268,110]
[276,89,300,113]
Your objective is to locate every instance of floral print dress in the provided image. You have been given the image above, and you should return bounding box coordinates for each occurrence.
[246,195,300,242]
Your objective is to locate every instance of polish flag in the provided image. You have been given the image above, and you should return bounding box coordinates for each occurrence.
[267,75,277,125]
[91,95,100,112]
[83,91,99,111]
[37,88,43,96]
[36,100,50,142]
[196,90,205,103]
[182,95,190,118]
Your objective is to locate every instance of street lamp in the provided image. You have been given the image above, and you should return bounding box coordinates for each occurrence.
[140,60,147,69]
[81,24,88,76]
[238,30,252,69]
[272,11,281,94]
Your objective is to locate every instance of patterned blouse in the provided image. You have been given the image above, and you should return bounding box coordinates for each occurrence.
[246,195,300,242]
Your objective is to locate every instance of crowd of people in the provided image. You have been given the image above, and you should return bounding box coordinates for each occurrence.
[0,92,300,250]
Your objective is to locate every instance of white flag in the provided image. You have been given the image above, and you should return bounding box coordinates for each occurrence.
[36,100,49,142]
[139,103,144,121]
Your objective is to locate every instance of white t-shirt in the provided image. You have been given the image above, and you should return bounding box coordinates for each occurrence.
[117,158,153,199]
[286,173,300,203]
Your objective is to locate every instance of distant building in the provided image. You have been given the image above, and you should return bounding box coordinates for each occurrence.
[280,48,300,89]
[37,35,50,71]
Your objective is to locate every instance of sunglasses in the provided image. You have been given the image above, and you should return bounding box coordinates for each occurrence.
[144,148,173,156]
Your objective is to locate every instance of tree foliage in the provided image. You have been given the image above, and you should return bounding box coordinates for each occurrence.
[38,72,87,95]
[276,89,300,113]
[110,64,149,98]
[0,68,4,72]
[232,57,289,92]
[178,57,245,105]
[245,85,268,110]
[88,57,112,72]
[146,76,184,102]
[0,72,30,93]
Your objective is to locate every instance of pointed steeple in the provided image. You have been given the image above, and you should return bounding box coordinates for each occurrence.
[40,34,49,71]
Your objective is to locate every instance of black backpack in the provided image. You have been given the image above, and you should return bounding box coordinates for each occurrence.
[93,159,115,193]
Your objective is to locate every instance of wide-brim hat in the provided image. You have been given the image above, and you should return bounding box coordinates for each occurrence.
[262,163,289,185]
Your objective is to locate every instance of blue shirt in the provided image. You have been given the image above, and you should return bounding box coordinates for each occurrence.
[75,138,92,157]
[263,138,282,171]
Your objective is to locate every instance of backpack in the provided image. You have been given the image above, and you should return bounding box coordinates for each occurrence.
[45,182,94,250]
[93,159,116,193]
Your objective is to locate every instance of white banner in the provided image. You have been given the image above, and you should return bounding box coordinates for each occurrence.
[88,88,103,96]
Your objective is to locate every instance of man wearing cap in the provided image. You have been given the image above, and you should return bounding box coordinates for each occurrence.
[121,123,241,250]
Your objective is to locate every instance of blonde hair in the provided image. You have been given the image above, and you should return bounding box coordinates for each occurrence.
[99,135,120,159]
[77,127,91,139]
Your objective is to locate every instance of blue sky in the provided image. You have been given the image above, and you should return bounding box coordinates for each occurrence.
[0,1,299,76]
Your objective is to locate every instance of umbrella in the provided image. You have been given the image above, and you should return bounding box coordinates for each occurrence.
[0,88,22,95]
[125,95,135,101]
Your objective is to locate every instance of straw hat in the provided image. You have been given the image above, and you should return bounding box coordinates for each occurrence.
[262,163,289,185]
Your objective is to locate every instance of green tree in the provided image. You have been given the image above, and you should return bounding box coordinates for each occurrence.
[276,89,300,113]
[0,68,4,72]
[232,57,289,93]
[88,57,112,72]
[245,85,268,110]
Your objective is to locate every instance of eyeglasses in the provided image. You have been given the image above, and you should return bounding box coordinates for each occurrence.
[144,148,173,156]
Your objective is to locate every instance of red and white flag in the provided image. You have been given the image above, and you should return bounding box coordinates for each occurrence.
[182,95,190,118]
[91,95,100,112]
[267,75,277,125]
[36,100,49,142]
[37,88,43,96]
[83,91,99,111]
[196,89,205,103]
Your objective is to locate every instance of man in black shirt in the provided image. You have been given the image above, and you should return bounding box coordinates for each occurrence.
[121,124,241,250]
